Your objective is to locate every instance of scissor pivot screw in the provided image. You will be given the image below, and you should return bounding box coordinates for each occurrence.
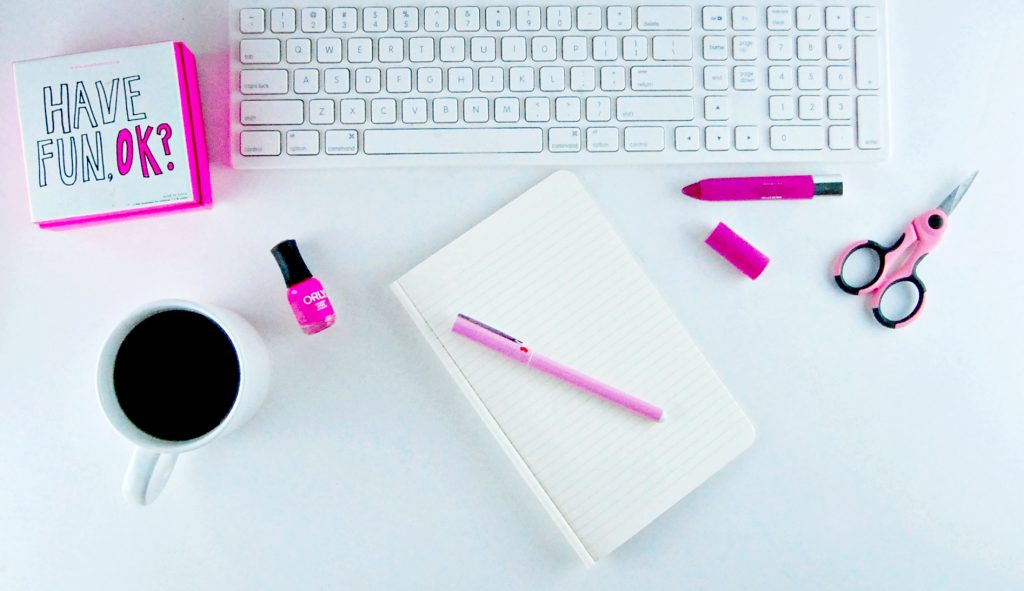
[928,214,944,230]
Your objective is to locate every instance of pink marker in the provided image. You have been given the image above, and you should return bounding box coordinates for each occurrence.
[452,314,664,422]
[683,175,843,201]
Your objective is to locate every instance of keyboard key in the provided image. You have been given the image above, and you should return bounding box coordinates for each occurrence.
[570,66,597,91]
[735,126,759,151]
[826,36,852,60]
[769,95,795,120]
[829,125,854,150]
[562,36,588,61]
[704,66,729,90]
[509,66,535,91]
[637,6,692,31]
[340,99,367,123]
[301,8,327,33]
[733,66,759,90]
[705,96,730,120]
[270,8,296,33]
[371,98,398,123]
[797,36,823,60]
[828,95,853,119]
[515,7,542,31]
[316,39,343,63]
[733,36,758,61]
[546,7,572,31]
[768,66,794,90]
[485,7,511,31]
[379,38,404,63]
[585,96,612,121]
[617,96,695,121]
[239,9,265,34]
[549,127,582,152]
[767,6,794,31]
[240,130,280,156]
[827,66,853,90]
[768,36,794,60]
[241,100,303,125]
[394,7,419,32]
[240,39,280,64]
[770,126,825,150]
[703,37,728,60]
[440,37,466,62]
[293,69,319,94]
[854,7,879,31]
[624,127,665,152]
[409,37,435,62]
[425,7,449,32]
[540,66,566,91]
[607,6,632,31]
[630,66,694,91]
[577,6,602,31]
[652,36,693,61]
[433,98,459,122]
[675,126,700,151]
[479,67,503,92]
[286,39,312,64]
[798,66,823,90]
[586,127,619,152]
[705,126,730,150]
[495,97,520,122]
[826,7,851,31]
[364,7,389,32]
[455,7,480,31]
[555,97,581,121]
[532,37,558,61]
[309,99,335,124]
[623,36,649,61]
[732,7,758,31]
[240,69,288,94]
[348,39,373,63]
[324,69,351,93]
[464,97,488,122]
[799,95,823,120]
[796,6,822,30]
[525,97,551,122]
[855,37,881,89]
[448,67,473,92]
[857,96,883,149]
[387,68,413,93]
[600,66,626,91]
[418,68,443,92]
[286,130,319,155]
[363,128,543,154]
[703,6,727,31]
[325,130,359,155]
[402,98,428,123]
[355,68,381,93]
[502,37,527,61]
[332,8,357,33]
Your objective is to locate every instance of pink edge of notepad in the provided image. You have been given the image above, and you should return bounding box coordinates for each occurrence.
[705,222,770,280]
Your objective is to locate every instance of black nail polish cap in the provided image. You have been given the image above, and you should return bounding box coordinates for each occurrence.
[271,239,313,287]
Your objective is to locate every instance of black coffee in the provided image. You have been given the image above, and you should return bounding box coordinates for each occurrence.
[114,310,241,441]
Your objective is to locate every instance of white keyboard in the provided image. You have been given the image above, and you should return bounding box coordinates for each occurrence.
[230,1,890,168]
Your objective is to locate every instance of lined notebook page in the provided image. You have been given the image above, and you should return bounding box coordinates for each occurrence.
[392,171,755,563]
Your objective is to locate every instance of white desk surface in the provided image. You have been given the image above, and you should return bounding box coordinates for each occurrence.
[2,2,1022,589]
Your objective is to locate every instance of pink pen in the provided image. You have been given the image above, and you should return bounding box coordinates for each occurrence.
[683,175,843,201]
[451,314,664,422]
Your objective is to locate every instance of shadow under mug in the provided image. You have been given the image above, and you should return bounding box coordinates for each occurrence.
[97,300,270,505]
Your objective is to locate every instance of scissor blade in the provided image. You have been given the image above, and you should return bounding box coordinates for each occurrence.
[938,171,979,216]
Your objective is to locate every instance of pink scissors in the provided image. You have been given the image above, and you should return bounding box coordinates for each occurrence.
[833,172,978,329]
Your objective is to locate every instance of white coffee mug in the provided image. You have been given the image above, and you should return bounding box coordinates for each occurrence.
[97,299,270,505]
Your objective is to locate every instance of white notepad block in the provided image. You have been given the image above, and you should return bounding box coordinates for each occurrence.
[393,171,755,564]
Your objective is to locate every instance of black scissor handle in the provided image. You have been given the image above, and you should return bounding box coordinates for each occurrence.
[872,274,928,329]
[834,238,900,296]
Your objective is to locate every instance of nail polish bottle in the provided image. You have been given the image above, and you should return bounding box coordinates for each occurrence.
[271,240,336,335]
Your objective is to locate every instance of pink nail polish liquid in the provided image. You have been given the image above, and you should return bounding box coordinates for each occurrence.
[271,240,336,335]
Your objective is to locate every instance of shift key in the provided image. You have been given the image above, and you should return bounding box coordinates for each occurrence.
[617,96,695,121]
[241,100,304,125]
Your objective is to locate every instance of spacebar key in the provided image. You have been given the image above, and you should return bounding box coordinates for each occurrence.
[364,128,543,155]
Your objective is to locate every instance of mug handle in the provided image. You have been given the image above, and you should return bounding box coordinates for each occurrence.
[123,448,178,505]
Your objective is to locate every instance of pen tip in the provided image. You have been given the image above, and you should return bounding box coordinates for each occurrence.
[658,412,667,423]
[682,183,700,199]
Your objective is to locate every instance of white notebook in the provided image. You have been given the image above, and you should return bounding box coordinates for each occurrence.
[392,171,755,565]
